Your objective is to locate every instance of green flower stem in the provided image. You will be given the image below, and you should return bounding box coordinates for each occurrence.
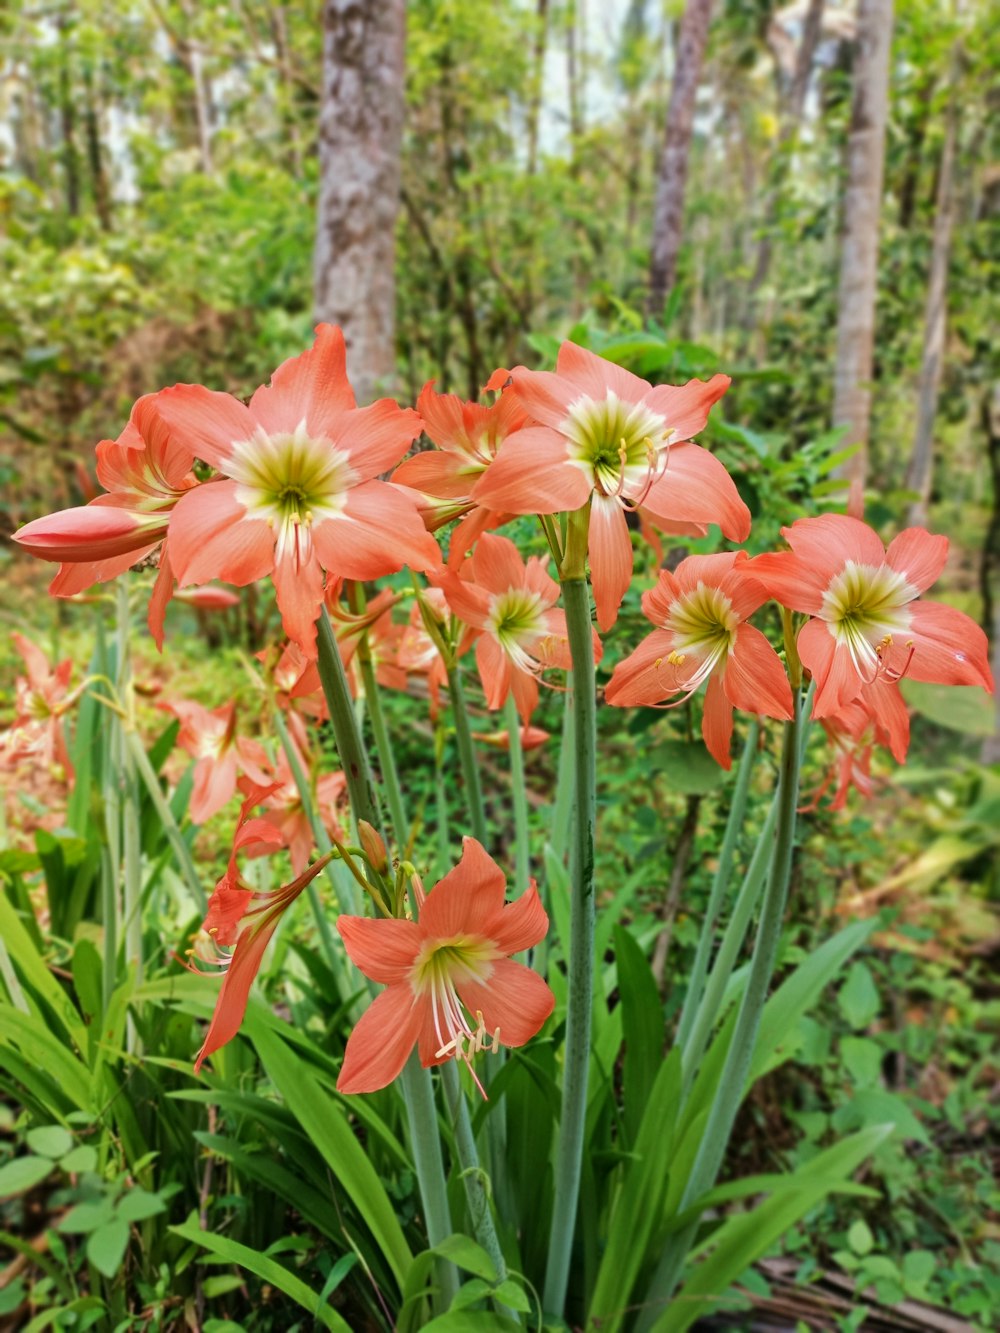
[349,591,409,852]
[503,695,530,893]
[314,607,457,1311]
[636,687,808,1333]
[434,732,451,873]
[270,710,354,992]
[542,572,597,1318]
[446,663,488,846]
[128,734,206,914]
[440,1061,517,1320]
[549,673,575,862]
[675,721,759,1053]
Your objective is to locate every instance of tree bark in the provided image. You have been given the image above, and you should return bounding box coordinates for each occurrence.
[58,14,80,218]
[647,0,714,319]
[980,384,1000,765]
[905,63,959,527]
[314,0,406,404]
[831,0,894,504]
[526,0,549,177]
[84,66,112,231]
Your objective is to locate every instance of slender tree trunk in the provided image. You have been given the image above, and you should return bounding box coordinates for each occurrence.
[980,385,1000,765]
[906,63,959,526]
[314,0,406,404]
[175,0,214,174]
[58,16,80,218]
[831,0,894,505]
[270,3,304,179]
[749,0,825,297]
[527,0,549,176]
[84,66,112,231]
[647,0,714,318]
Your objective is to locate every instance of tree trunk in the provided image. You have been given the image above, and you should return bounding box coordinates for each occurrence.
[527,0,549,176]
[314,0,406,404]
[647,0,714,319]
[980,384,1000,765]
[58,15,80,218]
[831,0,894,505]
[84,66,112,231]
[905,63,959,527]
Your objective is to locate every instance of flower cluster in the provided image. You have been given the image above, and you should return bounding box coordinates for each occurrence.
[13,325,994,1093]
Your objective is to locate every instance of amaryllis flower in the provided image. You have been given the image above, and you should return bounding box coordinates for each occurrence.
[604,552,793,768]
[805,680,909,811]
[393,380,527,564]
[431,533,603,723]
[749,516,994,718]
[13,397,199,647]
[471,341,749,629]
[160,698,270,824]
[191,784,332,1073]
[239,751,347,876]
[148,324,440,657]
[336,837,553,1094]
[472,725,550,751]
[174,585,241,609]
[3,634,80,779]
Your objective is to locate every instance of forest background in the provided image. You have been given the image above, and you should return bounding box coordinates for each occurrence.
[0,0,998,1329]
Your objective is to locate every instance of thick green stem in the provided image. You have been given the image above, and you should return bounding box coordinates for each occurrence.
[675,721,759,1052]
[440,1062,516,1319]
[313,607,456,1311]
[446,663,488,846]
[637,689,807,1333]
[270,710,353,989]
[351,616,408,850]
[543,575,597,1317]
[503,695,530,893]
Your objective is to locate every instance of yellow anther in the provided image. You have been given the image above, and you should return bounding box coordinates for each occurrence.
[667,650,686,665]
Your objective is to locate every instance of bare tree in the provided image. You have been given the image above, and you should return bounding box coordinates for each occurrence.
[906,55,961,527]
[831,0,894,504]
[314,0,406,403]
[647,0,714,318]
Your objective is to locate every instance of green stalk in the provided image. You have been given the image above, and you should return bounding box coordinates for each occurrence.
[270,709,353,991]
[503,696,530,893]
[549,673,575,861]
[636,687,807,1332]
[446,663,488,846]
[440,1062,517,1320]
[349,590,408,851]
[675,721,759,1052]
[543,568,597,1317]
[434,729,451,873]
[314,607,457,1310]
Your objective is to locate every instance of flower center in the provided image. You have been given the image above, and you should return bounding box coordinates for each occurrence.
[821,562,914,679]
[228,422,358,534]
[658,583,739,696]
[412,935,500,1085]
[562,390,671,500]
[487,589,548,673]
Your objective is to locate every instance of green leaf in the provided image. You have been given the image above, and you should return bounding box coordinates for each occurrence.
[0,1155,54,1197]
[0,894,88,1052]
[433,1235,496,1281]
[614,925,664,1143]
[86,1218,130,1278]
[169,1216,351,1331]
[831,1090,930,1144]
[848,1220,874,1255]
[247,1019,412,1288]
[840,1036,882,1087]
[201,1276,246,1298]
[421,1314,521,1332]
[449,1278,493,1310]
[60,1145,98,1174]
[59,1200,116,1234]
[492,1279,532,1313]
[26,1126,74,1159]
[838,962,880,1030]
[648,741,725,795]
[901,681,995,736]
[116,1189,166,1222]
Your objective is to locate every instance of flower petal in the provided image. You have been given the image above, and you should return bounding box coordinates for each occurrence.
[248,323,356,437]
[642,442,751,542]
[168,481,274,587]
[316,483,440,579]
[419,837,508,939]
[337,916,422,984]
[149,384,255,470]
[336,400,424,482]
[723,625,794,720]
[337,985,423,1094]
[903,601,994,691]
[272,542,325,659]
[884,528,949,593]
[394,447,474,500]
[471,428,590,515]
[490,885,549,953]
[190,752,238,824]
[476,634,513,711]
[701,672,734,769]
[604,629,686,706]
[555,340,653,405]
[644,373,731,442]
[797,617,861,716]
[457,958,554,1049]
[588,495,633,632]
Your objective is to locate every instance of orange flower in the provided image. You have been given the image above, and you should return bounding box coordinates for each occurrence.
[238,749,347,877]
[431,533,602,723]
[159,698,270,824]
[337,838,553,1095]
[13,397,199,647]
[605,552,793,768]
[471,342,748,629]
[394,380,527,565]
[151,324,439,658]
[749,516,994,718]
[191,784,332,1073]
[805,679,909,810]
[2,634,79,780]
